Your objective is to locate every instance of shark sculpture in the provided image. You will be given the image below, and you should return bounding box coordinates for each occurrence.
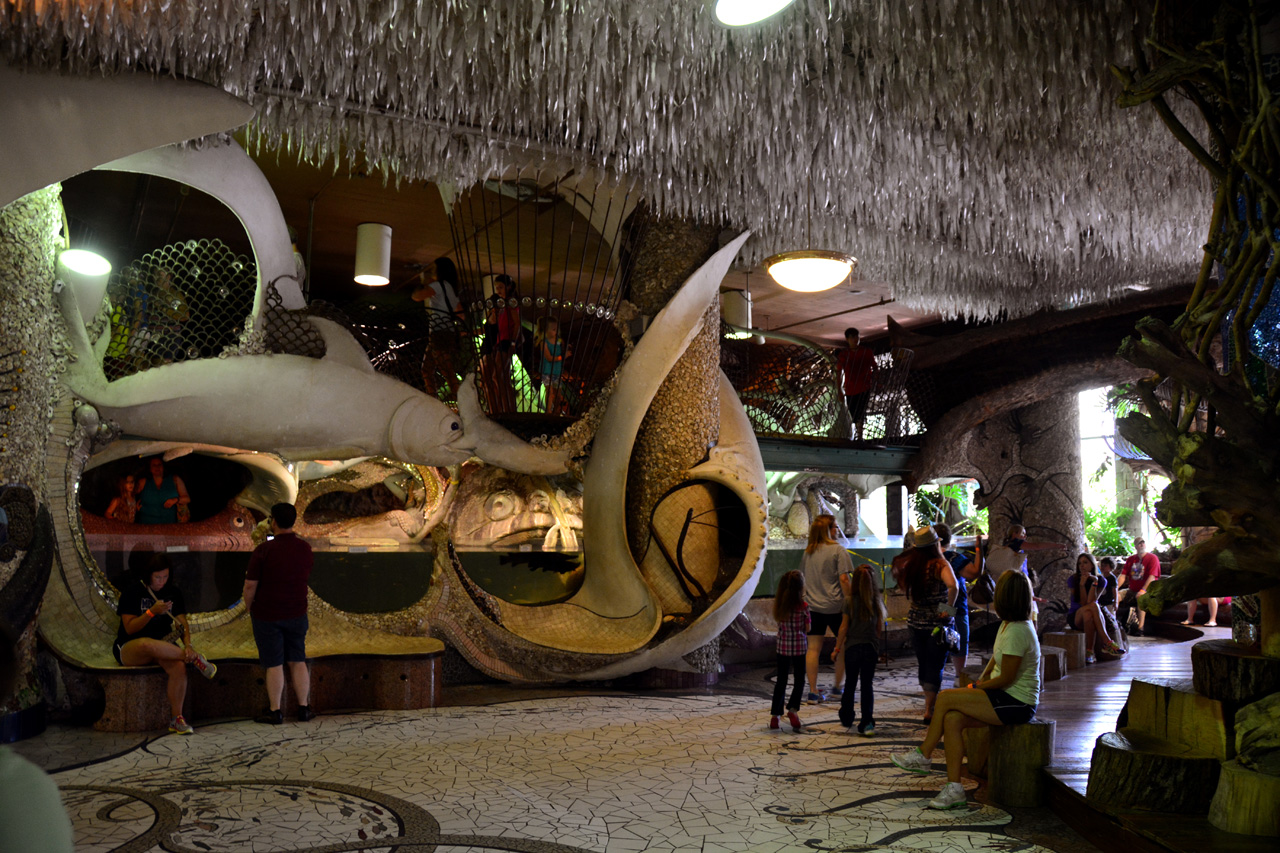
[56,285,571,475]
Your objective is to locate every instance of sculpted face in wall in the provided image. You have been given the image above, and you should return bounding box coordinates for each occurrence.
[448,465,583,551]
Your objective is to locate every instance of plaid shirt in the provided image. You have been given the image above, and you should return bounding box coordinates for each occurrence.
[776,601,811,656]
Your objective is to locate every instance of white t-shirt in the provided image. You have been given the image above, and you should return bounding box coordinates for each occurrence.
[991,620,1041,707]
[427,279,460,316]
[985,544,1037,615]
[0,747,75,853]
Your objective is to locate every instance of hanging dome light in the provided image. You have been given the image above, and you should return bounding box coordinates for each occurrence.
[713,0,797,27]
[763,249,856,292]
[764,176,858,292]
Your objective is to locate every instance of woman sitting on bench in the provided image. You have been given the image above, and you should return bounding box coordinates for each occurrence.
[113,554,216,735]
[891,570,1041,811]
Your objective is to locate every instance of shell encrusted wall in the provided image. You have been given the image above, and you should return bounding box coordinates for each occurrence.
[0,186,67,558]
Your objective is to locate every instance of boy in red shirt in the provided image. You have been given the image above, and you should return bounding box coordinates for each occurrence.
[836,328,875,440]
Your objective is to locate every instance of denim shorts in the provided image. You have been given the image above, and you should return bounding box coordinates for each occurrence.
[251,615,309,667]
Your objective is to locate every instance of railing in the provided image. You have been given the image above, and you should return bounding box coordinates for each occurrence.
[721,325,923,443]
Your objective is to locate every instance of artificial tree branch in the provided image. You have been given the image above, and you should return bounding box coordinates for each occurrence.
[1122,319,1270,450]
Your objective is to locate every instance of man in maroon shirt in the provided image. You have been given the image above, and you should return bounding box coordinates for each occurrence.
[243,503,314,724]
[1117,536,1161,636]
[835,327,875,440]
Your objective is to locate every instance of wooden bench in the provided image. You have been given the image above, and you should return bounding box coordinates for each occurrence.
[42,599,447,732]
[92,654,446,732]
[963,717,1057,807]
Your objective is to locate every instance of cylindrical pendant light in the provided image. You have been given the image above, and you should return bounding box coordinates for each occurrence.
[354,222,392,286]
[56,248,112,323]
[721,289,753,339]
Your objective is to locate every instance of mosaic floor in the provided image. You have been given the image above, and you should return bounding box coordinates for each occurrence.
[17,657,1096,853]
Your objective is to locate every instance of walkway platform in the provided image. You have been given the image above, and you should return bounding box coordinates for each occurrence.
[1037,624,1273,853]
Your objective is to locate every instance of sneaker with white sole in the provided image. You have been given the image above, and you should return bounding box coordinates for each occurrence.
[928,781,967,810]
[190,652,217,680]
[168,715,194,735]
[891,747,932,774]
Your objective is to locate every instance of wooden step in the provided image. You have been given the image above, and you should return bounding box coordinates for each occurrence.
[1123,677,1233,760]
[1209,759,1280,837]
[1043,631,1086,670]
[1087,728,1221,814]
[1041,645,1067,682]
[1192,639,1280,706]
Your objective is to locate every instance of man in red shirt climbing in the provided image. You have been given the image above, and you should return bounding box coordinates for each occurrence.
[836,327,875,440]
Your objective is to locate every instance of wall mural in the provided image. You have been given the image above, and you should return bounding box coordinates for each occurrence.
[28,139,767,686]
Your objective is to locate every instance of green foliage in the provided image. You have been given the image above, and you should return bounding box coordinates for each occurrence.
[913,482,986,537]
[1084,506,1135,557]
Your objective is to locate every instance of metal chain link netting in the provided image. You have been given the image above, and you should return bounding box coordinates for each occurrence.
[102,238,256,380]
[721,327,924,442]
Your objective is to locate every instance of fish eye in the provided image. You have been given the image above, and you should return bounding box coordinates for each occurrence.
[233,516,245,527]
[451,421,460,431]
[485,491,519,521]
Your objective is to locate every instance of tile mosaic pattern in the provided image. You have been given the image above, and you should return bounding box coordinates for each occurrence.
[26,656,1079,853]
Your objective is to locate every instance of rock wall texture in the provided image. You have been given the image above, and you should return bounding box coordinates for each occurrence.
[0,185,67,712]
[959,395,1086,632]
[622,210,724,558]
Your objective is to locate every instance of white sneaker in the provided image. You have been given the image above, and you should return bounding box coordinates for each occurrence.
[891,747,932,774]
[929,781,967,810]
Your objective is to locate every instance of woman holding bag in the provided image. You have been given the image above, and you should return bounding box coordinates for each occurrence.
[898,526,958,724]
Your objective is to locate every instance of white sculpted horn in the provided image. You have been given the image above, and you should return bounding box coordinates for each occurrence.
[485,232,753,655]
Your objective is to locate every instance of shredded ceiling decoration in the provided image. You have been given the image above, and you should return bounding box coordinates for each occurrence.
[2,0,1207,319]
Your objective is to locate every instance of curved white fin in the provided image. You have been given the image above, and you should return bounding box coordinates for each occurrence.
[310,317,375,373]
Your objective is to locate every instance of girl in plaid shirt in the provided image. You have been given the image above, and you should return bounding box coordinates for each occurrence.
[771,570,811,732]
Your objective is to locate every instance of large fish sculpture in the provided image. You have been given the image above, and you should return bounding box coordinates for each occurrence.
[56,285,570,475]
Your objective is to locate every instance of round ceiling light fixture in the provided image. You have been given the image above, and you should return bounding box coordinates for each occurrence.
[713,0,797,27]
[763,249,857,292]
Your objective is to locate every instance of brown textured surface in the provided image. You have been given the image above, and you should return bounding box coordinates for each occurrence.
[987,719,1056,808]
[1087,728,1220,813]
[626,302,720,556]
[624,206,722,316]
[1192,639,1280,707]
[92,655,443,731]
[0,187,68,714]
[0,187,65,510]
[961,395,1086,633]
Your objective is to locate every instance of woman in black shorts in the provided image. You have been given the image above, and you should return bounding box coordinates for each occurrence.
[113,554,216,734]
[800,514,853,702]
[891,570,1041,811]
